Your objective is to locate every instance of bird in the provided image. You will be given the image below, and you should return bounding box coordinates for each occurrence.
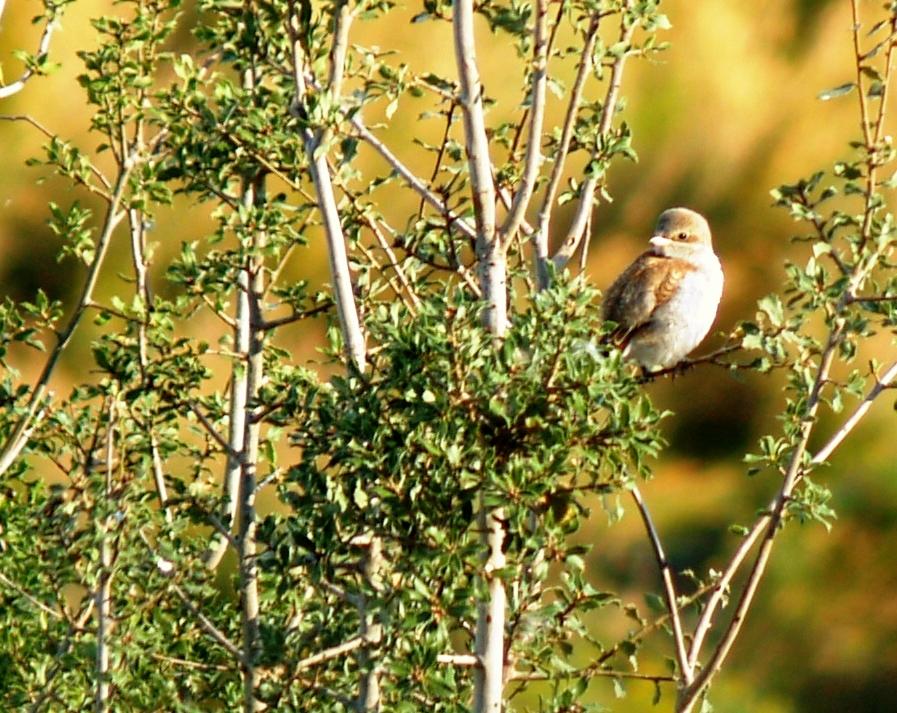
[602,207,723,370]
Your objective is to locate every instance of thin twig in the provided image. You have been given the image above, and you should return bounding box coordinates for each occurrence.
[367,216,423,313]
[499,0,548,244]
[0,8,59,99]
[534,13,603,288]
[187,400,239,460]
[171,582,247,666]
[553,14,637,273]
[293,635,368,672]
[686,517,767,670]
[512,668,675,683]
[150,653,231,672]
[260,301,334,331]
[0,114,112,191]
[0,166,131,478]
[629,484,693,684]
[0,571,64,620]
[811,360,897,464]
[351,117,477,241]
[287,0,367,372]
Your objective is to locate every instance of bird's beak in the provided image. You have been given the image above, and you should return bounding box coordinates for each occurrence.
[649,235,672,253]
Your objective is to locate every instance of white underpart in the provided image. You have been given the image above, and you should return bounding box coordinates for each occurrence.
[624,248,723,369]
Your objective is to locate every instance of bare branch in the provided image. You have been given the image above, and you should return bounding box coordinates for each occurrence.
[552,17,638,273]
[453,0,497,248]
[0,165,131,478]
[287,1,367,372]
[259,300,334,331]
[454,0,504,337]
[811,360,897,465]
[533,14,603,287]
[187,400,239,460]
[150,653,231,672]
[351,118,482,295]
[127,190,171,520]
[686,517,767,671]
[328,0,353,101]
[513,668,675,684]
[678,329,843,711]
[351,117,477,241]
[0,571,65,620]
[293,635,367,672]
[206,170,266,572]
[367,216,423,314]
[437,653,479,666]
[171,582,247,666]
[499,0,548,244]
[629,484,693,684]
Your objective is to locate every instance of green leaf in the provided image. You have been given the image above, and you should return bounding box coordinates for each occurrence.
[818,82,856,100]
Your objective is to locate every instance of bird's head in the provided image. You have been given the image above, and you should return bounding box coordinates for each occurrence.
[648,207,713,260]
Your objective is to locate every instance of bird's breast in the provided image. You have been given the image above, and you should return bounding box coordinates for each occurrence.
[625,259,723,369]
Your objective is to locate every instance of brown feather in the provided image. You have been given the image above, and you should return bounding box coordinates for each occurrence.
[602,253,697,337]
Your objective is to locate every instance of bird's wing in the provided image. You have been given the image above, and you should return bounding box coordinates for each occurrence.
[602,253,693,332]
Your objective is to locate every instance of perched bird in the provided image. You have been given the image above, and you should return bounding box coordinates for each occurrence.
[602,207,723,370]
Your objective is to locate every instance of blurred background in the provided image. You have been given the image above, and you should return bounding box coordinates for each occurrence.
[2,0,896,711]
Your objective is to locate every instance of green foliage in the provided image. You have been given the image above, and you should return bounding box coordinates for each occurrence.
[262,283,662,705]
[1,0,895,710]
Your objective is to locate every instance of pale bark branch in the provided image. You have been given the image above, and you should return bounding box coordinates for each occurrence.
[355,538,384,712]
[499,0,548,244]
[552,17,637,273]
[350,117,477,241]
[0,5,58,99]
[287,1,367,372]
[437,653,479,666]
[678,328,843,712]
[237,173,266,713]
[533,14,603,287]
[127,173,170,518]
[95,399,117,713]
[453,0,504,337]
[811,360,897,465]
[204,182,253,571]
[293,634,367,672]
[452,2,507,710]
[473,504,507,713]
[328,0,353,101]
[0,166,131,478]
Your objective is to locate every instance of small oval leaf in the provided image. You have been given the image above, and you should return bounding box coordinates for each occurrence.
[818,82,856,101]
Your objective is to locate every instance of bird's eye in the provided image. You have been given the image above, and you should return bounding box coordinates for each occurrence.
[677,232,688,241]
